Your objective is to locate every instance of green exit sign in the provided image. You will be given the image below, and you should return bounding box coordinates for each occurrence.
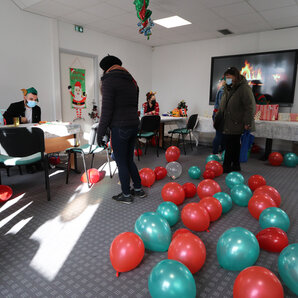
[74,25,84,33]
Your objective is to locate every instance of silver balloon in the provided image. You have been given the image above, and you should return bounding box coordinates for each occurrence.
[166,162,182,180]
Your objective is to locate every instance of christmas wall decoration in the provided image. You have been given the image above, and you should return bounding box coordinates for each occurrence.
[68,68,87,121]
[133,0,154,40]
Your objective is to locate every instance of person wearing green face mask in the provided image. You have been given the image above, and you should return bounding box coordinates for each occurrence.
[3,87,41,124]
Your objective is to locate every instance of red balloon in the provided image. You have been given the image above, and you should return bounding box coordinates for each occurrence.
[168,233,206,274]
[0,185,13,202]
[254,185,281,207]
[181,203,210,232]
[197,179,221,199]
[172,228,192,241]
[110,232,145,276]
[233,266,284,298]
[205,161,223,177]
[165,146,180,162]
[251,144,261,153]
[256,227,289,253]
[139,168,155,187]
[81,168,101,184]
[161,182,185,205]
[49,156,61,165]
[182,182,197,198]
[134,148,143,156]
[203,169,216,179]
[154,166,167,181]
[248,193,277,219]
[248,174,266,191]
[198,196,222,221]
[268,152,283,166]
[150,137,156,147]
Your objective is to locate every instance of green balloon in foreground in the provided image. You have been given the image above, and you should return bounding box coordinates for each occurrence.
[225,171,245,189]
[188,166,201,179]
[283,152,297,167]
[230,184,252,207]
[213,192,233,213]
[259,207,290,232]
[148,259,196,298]
[278,243,298,295]
[206,154,221,163]
[156,201,180,226]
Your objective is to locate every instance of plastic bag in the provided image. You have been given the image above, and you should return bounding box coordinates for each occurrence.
[240,130,254,163]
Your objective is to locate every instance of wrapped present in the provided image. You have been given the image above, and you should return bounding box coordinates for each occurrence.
[290,113,298,122]
[278,113,290,121]
[179,108,187,117]
[255,104,279,121]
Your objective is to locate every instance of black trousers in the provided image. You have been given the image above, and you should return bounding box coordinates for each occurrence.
[223,134,241,170]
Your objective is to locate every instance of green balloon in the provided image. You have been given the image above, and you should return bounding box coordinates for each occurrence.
[213,192,233,213]
[148,259,196,298]
[283,152,297,167]
[221,150,225,161]
[259,207,290,232]
[230,184,252,206]
[278,244,298,295]
[217,227,260,271]
[134,212,171,252]
[188,166,201,179]
[225,172,245,189]
[156,201,180,226]
[206,154,220,163]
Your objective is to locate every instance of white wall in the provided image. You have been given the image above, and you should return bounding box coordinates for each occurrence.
[0,0,56,120]
[152,28,298,116]
[0,0,152,122]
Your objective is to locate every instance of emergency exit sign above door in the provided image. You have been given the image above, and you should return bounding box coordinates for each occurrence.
[74,25,83,33]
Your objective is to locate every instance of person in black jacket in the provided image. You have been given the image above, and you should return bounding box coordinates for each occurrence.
[4,87,41,125]
[97,55,146,204]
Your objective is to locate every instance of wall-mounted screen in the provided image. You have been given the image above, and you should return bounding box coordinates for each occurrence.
[209,50,297,106]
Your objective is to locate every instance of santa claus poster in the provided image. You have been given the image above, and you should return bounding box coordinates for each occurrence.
[68,68,87,120]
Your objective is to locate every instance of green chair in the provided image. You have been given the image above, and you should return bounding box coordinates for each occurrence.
[168,114,198,155]
[65,123,112,188]
[136,115,160,161]
[0,126,50,200]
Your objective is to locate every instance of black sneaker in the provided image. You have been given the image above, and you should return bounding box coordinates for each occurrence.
[130,189,147,198]
[112,193,134,204]
[231,165,241,172]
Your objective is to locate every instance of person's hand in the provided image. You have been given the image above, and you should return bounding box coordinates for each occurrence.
[21,117,27,123]
[97,138,107,148]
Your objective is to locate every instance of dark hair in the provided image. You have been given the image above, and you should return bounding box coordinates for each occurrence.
[99,55,122,72]
[224,67,241,82]
[146,92,155,101]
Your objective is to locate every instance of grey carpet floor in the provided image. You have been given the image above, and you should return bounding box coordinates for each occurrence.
[0,145,297,298]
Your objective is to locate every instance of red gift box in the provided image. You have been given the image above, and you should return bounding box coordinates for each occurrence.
[255,104,279,121]
[290,113,298,122]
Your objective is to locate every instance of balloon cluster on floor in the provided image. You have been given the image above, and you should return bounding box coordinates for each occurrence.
[110,149,297,297]
[268,151,297,167]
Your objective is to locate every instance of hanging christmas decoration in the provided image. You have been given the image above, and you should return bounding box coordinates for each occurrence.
[133,0,154,40]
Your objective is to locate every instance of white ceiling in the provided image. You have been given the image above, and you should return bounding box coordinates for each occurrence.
[12,0,298,47]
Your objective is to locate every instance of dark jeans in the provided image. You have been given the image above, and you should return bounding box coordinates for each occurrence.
[223,134,241,170]
[111,126,141,195]
[212,130,225,154]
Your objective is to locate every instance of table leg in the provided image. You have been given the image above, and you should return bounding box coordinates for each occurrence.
[159,123,165,148]
[260,138,272,161]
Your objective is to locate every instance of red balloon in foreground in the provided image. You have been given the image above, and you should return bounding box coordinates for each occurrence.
[0,185,13,202]
[254,185,281,207]
[203,169,216,179]
[161,182,185,205]
[81,168,102,184]
[197,179,221,199]
[181,203,210,232]
[248,193,277,219]
[139,168,155,187]
[268,152,283,166]
[172,228,192,241]
[168,233,206,274]
[198,196,222,222]
[154,166,167,181]
[165,146,180,162]
[248,174,266,191]
[182,182,197,198]
[205,160,223,177]
[110,232,145,276]
[233,266,284,298]
[256,227,289,253]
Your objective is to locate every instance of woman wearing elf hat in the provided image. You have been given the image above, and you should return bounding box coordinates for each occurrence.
[142,91,159,115]
[3,87,41,125]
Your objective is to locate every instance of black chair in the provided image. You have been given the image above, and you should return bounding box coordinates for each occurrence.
[168,114,198,154]
[66,123,112,188]
[136,115,161,161]
[0,127,50,200]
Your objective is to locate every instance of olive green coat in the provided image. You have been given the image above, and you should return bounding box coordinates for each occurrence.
[218,77,255,135]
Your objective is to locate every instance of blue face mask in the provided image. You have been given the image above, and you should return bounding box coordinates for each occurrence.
[226,78,233,85]
[27,100,37,108]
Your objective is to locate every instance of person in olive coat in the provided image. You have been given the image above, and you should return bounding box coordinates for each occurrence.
[217,67,255,173]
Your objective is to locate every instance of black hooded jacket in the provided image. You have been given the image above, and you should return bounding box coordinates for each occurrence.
[97,69,140,141]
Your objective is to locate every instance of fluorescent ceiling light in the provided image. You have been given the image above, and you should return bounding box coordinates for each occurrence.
[154,16,191,28]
